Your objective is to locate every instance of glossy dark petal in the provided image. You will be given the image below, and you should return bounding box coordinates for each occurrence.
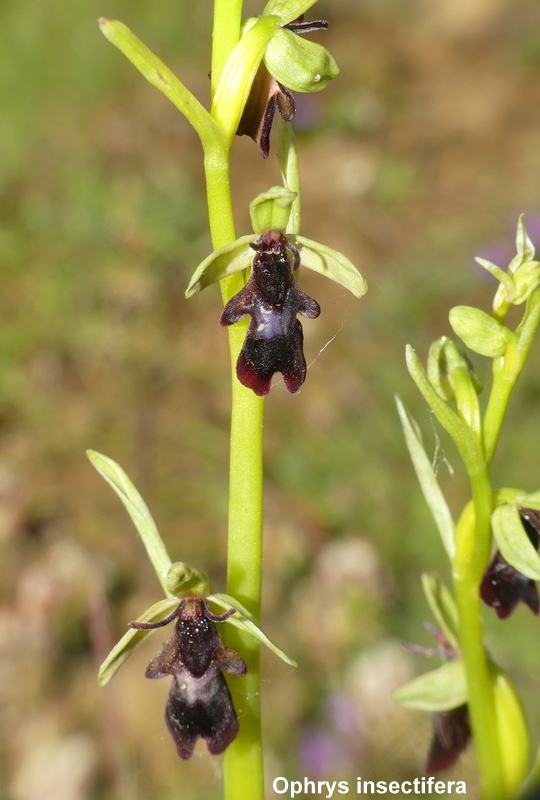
[427,705,471,773]
[480,507,540,619]
[165,672,239,759]
[221,231,320,395]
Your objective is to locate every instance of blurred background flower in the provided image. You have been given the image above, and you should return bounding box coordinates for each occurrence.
[2,0,540,797]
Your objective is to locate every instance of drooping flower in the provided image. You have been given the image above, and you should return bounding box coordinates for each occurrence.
[129,597,247,759]
[480,507,540,619]
[220,229,320,395]
[426,705,471,773]
[237,14,336,157]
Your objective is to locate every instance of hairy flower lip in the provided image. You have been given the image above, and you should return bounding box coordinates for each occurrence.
[132,596,247,760]
[220,229,320,395]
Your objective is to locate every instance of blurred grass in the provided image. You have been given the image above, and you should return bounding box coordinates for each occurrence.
[2,0,540,798]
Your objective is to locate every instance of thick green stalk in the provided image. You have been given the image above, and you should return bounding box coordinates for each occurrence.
[207,3,265,799]
[454,492,504,800]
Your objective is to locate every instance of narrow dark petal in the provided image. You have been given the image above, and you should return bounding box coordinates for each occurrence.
[285,19,329,33]
[128,606,181,630]
[203,606,237,623]
[427,705,471,773]
[236,65,294,158]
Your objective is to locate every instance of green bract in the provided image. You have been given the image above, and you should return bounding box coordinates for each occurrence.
[250,186,297,234]
[427,337,482,403]
[393,659,468,712]
[421,573,460,652]
[89,451,296,685]
[264,28,339,93]
[395,397,455,560]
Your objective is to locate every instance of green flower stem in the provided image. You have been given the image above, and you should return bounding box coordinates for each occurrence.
[207,3,265,799]
[210,0,244,100]
[454,499,505,800]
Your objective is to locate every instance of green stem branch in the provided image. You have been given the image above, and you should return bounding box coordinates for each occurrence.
[207,3,265,798]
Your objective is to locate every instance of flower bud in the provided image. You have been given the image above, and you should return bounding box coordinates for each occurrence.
[491,668,529,797]
[264,28,339,93]
[250,186,297,233]
[427,337,482,402]
[449,305,514,358]
[166,562,211,597]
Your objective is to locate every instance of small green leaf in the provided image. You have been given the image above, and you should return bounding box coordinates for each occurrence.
[421,573,459,650]
[449,305,514,358]
[207,593,297,667]
[264,29,339,93]
[263,0,320,26]
[250,186,297,234]
[395,397,455,559]
[165,562,211,597]
[393,660,467,711]
[98,598,179,687]
[185,234,256,297]
[292,235,367,298]
[492,504,540,580]
[87,450,172,594]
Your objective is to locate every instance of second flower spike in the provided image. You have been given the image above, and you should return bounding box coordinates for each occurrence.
[221,229,320,395]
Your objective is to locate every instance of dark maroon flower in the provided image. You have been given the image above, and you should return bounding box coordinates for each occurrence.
[129,597,247,759]
[236,16,329,157]
[427,705,471,773]
[221,229,320,395]
[480,507,540,619]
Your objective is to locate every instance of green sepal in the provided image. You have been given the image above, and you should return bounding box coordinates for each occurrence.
[98,598,179,687]
[250,186,297,234]
[393,659,467,711]
[87,450,172,595]
[395,397,455,560]
[264,29,339,93]
[207,593,297,667]
[492,504,540,580]
[449,305,515,358]
[186,234,256,298]
[166,561,211,597]
[291,234,367,298]
[509,214,535,274]
[262,0,320,25]
[510,261,540,306]
[421,573,460,651]
[186,230,367,299]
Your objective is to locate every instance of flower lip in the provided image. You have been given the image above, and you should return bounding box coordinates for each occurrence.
[220,229,320,395]
[130,596,247,760]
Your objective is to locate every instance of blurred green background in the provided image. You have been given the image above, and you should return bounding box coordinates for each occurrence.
[2,0,540,798]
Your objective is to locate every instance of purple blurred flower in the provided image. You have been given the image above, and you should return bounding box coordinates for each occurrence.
[480,507,540,619]
[298,729,343,778]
